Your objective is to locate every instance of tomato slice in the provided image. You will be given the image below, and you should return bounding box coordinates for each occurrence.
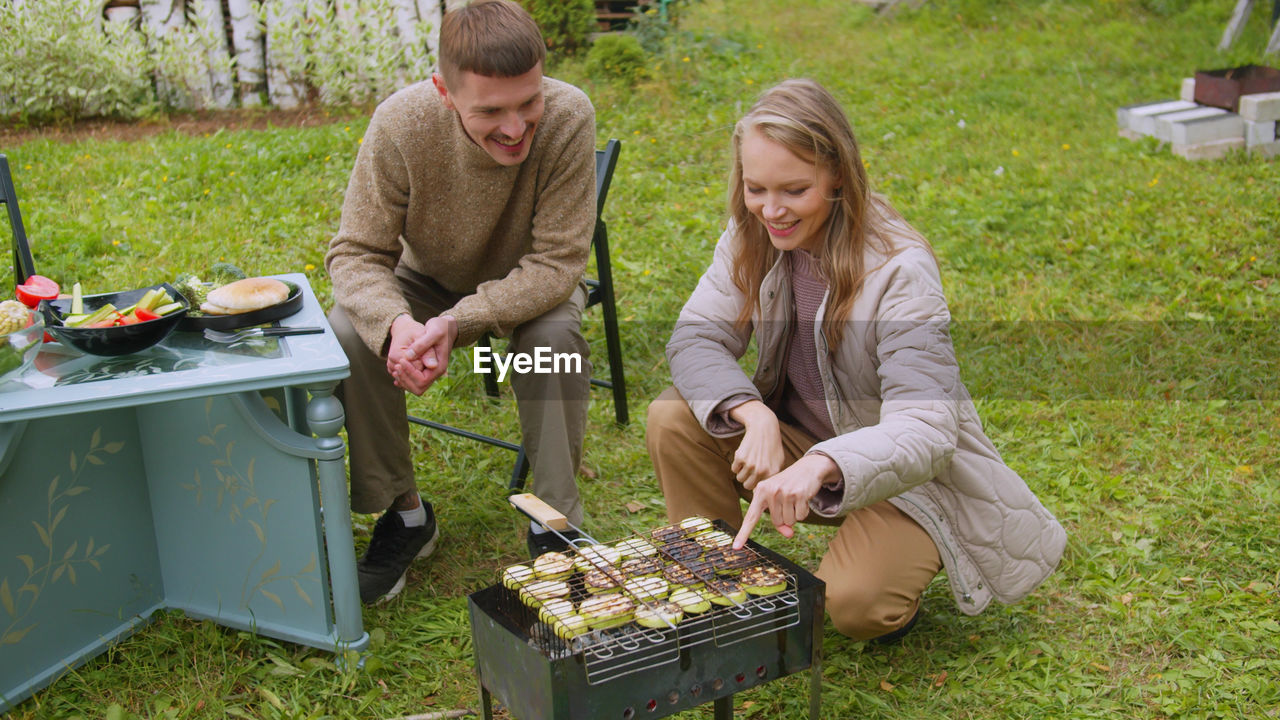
[15,275,60,308]
[133,308,161,322]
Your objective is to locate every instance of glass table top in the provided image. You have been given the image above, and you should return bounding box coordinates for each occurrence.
[0,274,349,423]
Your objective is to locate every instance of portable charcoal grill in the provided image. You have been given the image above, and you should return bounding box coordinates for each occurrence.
[467,497,825,720]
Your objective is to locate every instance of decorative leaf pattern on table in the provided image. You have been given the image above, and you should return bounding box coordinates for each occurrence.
[2,429,117,648]
[181,397,319,611]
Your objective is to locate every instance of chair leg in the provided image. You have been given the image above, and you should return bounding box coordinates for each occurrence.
[592,222,628,426]
[480,334,500,398]
[601,299,628,426]
[508,446,530,491]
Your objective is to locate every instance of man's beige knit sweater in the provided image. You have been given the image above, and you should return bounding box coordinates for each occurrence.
[326,77,597,353]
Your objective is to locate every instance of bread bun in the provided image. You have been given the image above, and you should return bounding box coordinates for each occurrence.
[200,277,289,315]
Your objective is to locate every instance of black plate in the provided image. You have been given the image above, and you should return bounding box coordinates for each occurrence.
[40,283,190,357]
[176,280,303,332]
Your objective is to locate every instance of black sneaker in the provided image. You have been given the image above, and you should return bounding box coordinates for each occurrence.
[358,501,439,604]
[526,528,581,559]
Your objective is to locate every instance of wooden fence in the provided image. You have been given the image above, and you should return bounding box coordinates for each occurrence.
[99,0,449,109]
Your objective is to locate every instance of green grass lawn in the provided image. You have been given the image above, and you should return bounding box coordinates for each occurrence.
[4,0,1279,717]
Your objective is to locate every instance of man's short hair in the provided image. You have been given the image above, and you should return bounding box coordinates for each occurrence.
[438,0,547,86]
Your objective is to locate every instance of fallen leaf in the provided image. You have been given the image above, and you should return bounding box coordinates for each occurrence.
[1120,592,1134,605]
[624,501,646,514]
[1178,577,1194,584]
[880,679,895,692]
[968,634,982,643]
[933,671,948,688]
[1091,662,1111,672]
[579,465,598,479]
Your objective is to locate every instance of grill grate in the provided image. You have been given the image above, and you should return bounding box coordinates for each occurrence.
[469,521,825,720]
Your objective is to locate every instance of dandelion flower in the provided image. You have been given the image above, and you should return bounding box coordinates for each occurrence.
[682,57,690,62]
[1061,143,1070,150]
[1011,149,1020,157]
[304,263,316,271]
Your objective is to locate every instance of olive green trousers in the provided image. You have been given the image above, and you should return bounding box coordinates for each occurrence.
[330,265,590,526]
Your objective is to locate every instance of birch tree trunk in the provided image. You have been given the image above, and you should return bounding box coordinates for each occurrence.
[1219,0,1255,51]
[265,0,304,109]
[228,0,267,106]
[390,0,425,84]
[140,0,208,109]
[192,0,236,108]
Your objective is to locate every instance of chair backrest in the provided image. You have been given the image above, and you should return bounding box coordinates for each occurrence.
[595,139,620,221]
[0,154,37,287]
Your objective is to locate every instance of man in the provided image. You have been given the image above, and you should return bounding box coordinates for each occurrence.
[326,0,596,604]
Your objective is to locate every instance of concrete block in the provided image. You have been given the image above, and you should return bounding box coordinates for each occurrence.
[1173,137,1245,160]
[1170,112,1244,145]
[1238,91,1280,122]
[1117,100,1198,135]
[1155,106,1228,142]
[1249,140,1280,158]
[1245,119,1277,147]
[1180,77,1196,102]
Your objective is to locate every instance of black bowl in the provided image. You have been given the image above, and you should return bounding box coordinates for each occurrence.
[40,283,190,357]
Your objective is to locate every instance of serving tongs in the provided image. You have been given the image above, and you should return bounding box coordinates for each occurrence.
[203,325,324,343]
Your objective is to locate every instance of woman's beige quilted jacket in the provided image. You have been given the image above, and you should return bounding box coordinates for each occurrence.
[667,207,1066,615]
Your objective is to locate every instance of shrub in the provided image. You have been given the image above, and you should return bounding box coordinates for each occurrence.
[586,33,648,86]
[520,0,597,55]
[264,0,435,107]
[0,0,154,123]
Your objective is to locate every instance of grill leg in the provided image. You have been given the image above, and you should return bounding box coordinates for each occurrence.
[479,681,493,720]
[809,662,822,720]
[714,694,733,720]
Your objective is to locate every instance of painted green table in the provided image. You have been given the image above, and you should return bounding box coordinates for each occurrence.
[0,273,366,712]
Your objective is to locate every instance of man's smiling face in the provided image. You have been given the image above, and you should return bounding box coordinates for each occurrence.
[434,65,545,166]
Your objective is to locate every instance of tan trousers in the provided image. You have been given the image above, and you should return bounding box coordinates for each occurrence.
[646,387,942,640]
[331,265,590,525]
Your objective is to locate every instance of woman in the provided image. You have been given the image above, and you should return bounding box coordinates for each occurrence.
[647,79,1066,642]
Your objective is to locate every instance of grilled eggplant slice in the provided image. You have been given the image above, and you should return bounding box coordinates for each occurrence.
[579,594,635,629]
[741,565,788,596]
[533,551,574,581]
[634,601,684,629]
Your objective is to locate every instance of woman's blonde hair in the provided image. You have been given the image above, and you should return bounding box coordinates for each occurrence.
[728,78,907,349]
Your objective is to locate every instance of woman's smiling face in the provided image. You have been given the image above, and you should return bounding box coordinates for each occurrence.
[740,126,839,253]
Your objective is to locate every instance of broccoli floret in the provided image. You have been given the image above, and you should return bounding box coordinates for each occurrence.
[172,275,211,310]
[209,262,247,284]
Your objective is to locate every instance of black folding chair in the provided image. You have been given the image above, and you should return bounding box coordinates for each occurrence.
[1,154,37,289]
[407,139,627,490]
